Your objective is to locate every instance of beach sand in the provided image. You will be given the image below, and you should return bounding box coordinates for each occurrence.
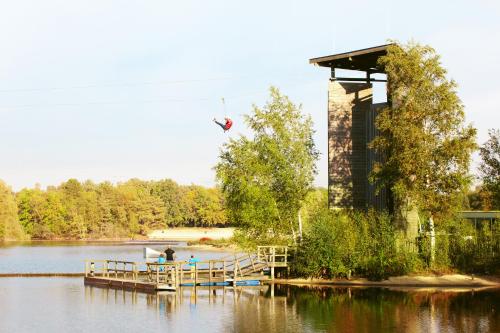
[275,274,500,288]
[148,227,235,241]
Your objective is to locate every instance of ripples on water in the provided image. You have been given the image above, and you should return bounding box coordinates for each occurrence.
[0,278,498,333]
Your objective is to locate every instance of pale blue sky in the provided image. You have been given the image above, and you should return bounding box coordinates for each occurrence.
[1,0,499,191]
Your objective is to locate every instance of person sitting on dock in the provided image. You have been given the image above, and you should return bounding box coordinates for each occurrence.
[158,253,166,272]
[188,255,199,279]
[164,246,176,262]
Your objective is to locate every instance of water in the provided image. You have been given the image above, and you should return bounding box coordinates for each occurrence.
[0,279,498,333]
[0,241,232,273]
[0,243,499,332]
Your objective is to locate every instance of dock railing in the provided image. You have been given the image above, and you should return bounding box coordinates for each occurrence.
[257,246,288,267]
[84,260,139,280]
[84,245,289,289]
[146,262,179,286]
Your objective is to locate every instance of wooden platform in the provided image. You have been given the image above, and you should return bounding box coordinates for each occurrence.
[84,276,175,291]
[84,246,287,292]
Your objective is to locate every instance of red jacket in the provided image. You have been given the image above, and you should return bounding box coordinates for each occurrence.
[224,119,233,130]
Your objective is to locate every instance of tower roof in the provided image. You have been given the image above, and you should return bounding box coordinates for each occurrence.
[309,44,393,73]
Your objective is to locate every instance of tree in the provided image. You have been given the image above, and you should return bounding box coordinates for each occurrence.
[0,180,25,240]
[183,186,227,227]
[148,179,187,226]
[215,87,319,242]
[479,129,500,209]
[16,188,46,237]
[370,42,477,238]
[467,186,493,211]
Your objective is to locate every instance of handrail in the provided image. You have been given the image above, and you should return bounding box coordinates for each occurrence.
[84,245,288,284]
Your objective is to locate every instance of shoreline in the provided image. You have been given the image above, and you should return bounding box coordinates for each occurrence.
[1,227,236,243]
[2,271,499,289]
[274,274,500,288]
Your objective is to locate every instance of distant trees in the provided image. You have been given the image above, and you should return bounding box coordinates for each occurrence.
[8,178,228,240]
[0,180,25,240]
[215,87,319,242]
[479,129,500,209]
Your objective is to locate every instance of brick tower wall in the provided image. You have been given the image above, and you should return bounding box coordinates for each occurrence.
[328,81,387,210]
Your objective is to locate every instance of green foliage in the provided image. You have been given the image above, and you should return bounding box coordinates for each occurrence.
[0,180,25,240]
[370,42,477,225]
[183,185,227,227]
[215,87,319,242]
[440,219,500,274]
[300,188,328,230]
[292,208,419,281]
[479,129,500,209]
[11,178,229,240]
[467,186,494,210]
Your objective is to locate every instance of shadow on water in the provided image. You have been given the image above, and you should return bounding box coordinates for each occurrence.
[84,283,500,333]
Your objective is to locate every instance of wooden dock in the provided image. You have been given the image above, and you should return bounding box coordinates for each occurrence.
[84,246,288,292]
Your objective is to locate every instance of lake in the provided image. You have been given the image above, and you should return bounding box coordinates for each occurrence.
[0,242,499,332]
[0,241,232,273]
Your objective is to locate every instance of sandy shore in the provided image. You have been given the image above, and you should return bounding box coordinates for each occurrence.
[275,274,500,288]
[148,227,235,241]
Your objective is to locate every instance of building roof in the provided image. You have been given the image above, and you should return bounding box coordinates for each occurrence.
[460,211,500,219]
[309,44,393,73]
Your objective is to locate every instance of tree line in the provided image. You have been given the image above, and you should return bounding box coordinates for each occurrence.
[0,178,228,241]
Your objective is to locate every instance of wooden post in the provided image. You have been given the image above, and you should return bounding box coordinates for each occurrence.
[194,263,198,286]
[179,263,183,286]
[249,254,256,272]
[233,260,237,286]
[209,261,212,285]
[223,260,226,283]
[156,265,159,284]
[105,260,109,278]
[174,264,178,287]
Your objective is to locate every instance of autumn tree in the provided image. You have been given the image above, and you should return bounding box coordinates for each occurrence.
[370,42,477,238]
[0,180,25,240]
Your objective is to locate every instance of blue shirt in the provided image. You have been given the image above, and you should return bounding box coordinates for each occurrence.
[157,257,166,271]
[188,257,199,267]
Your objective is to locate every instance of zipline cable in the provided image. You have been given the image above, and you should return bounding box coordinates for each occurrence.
[0,80,324,110]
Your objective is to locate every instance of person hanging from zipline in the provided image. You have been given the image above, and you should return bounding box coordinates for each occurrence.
[213,117,233,132]
[213,97,233,132]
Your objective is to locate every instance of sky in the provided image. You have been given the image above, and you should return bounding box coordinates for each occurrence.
[1,0,499,191]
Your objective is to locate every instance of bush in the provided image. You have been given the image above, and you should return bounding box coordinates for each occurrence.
[446,219,500,274]
[291,208,420,281]
[292,210,356,278]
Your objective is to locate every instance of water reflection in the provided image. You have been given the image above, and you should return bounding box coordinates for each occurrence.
[84,283,500,333]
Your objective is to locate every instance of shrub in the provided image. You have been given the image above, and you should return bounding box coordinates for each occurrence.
[291,208,420,281]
